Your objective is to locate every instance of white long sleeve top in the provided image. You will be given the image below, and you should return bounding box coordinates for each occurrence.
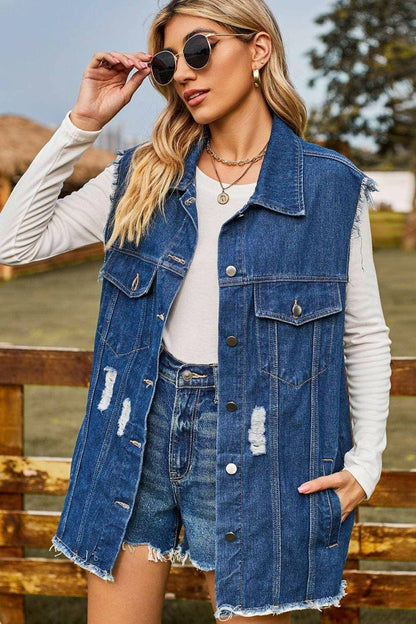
[0,111,392,500]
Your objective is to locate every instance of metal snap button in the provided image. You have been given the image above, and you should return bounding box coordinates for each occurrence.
[225,531,236,542]
[226,265,237,277]
[184,196,196,205]
[226,336,238,347]
[292,299,302,317]
[226,401,237,412]
[182,370,193,381]
[226,463,238,475]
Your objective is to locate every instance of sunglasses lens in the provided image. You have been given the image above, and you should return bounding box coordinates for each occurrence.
[184,34,211,69]
[151,50,175,85]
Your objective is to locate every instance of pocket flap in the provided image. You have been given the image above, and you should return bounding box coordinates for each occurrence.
[254,281,342,326]
[98,250,157,298]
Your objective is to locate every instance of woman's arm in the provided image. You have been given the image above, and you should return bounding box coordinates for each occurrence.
[297,186,392,511]
[342,186,392,500]
[0,111,116,265]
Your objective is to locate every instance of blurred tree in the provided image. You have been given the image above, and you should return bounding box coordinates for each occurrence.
[305,0,416,249]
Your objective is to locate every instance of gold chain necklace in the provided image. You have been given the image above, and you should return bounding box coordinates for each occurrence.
[206,141,269,204]
[206,139,268,166]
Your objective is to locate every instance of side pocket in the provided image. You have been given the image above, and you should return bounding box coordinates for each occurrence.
[321,459,342,548]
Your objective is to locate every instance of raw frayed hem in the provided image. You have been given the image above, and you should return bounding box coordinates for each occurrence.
[49,535,115,582]
[213,579,347,621]
[121,540,214,571]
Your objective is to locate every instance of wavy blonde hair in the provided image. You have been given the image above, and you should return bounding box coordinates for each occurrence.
[105,0,307,250]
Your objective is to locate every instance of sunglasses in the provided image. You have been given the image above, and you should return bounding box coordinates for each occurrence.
[150,32,254,86]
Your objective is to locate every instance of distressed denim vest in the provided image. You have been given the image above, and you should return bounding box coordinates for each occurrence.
[51,110,377,620]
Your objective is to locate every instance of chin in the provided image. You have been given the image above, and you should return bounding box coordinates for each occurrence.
[189,106,231,126]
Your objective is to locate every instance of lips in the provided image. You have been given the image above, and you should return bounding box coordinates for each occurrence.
[184,89,210,102]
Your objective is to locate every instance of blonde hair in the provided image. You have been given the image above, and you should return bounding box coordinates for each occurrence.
[105,0,307,250]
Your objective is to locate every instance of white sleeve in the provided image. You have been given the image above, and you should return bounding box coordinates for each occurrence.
[0,110,118,265]
[342,185,392,500]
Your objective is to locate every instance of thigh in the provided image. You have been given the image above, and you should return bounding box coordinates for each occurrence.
[88,544,171,624]
[204,571,292,624]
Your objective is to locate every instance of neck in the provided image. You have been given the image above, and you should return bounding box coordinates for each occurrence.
[206,98,273,162]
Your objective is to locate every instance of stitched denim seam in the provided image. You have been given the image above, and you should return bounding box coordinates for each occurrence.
[302,150,364,178]
[219,275,349,286]
[171,388,200,482]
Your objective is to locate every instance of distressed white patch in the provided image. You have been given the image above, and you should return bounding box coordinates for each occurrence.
[97,366,117,412]
[117,398,131,436]
[248,406,266,455]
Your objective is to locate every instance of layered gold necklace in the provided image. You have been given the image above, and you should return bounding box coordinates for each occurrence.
[205,138,269,204]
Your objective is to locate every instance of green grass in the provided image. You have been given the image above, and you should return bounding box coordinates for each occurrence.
[0,249,415,623]
[369,211,407,249]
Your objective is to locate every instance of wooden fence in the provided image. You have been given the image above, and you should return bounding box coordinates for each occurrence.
[0,243,103,281]
[0,346,415,623]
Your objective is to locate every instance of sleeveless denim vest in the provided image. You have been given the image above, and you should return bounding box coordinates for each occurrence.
[51,110,377,620]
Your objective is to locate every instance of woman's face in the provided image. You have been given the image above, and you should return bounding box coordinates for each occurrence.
[162,15,258,124]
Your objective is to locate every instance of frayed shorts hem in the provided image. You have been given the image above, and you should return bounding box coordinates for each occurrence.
[213,579,347,621]
[122,540,215,572]
[49,535,115,582]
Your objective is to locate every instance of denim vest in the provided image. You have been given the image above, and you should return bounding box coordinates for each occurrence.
[51,110,377,618]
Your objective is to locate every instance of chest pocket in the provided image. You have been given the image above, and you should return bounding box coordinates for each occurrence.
[254,280,342,387]
[97,250,157,356]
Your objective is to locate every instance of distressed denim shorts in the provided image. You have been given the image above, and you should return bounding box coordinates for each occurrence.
[121,345,218,571]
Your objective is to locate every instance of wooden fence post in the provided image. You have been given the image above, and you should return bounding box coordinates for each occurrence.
[0,384,24,624]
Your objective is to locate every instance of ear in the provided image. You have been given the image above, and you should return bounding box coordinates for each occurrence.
[250,31,272,70]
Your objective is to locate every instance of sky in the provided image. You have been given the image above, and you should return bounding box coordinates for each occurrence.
[0,0,335,146]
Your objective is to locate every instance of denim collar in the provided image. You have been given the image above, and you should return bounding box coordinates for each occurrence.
[172,110,305,217]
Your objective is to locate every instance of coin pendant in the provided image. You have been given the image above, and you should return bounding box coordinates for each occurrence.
[218,192,230,204]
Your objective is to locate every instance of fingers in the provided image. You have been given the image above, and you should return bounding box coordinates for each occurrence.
[122,65,152,101]
[94,52,120,69]
[298,473,344,494]
[95,51,153,72]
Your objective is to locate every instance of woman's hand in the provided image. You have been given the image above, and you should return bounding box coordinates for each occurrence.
[298,470,367,522]
[69,51,153,131]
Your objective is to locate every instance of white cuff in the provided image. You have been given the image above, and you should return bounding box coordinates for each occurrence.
[59,110,103,143]
[342,466,375,501]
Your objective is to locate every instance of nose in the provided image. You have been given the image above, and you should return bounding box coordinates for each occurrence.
[173,53,197,83]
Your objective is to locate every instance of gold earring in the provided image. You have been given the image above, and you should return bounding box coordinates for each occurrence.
[253,68,261,88]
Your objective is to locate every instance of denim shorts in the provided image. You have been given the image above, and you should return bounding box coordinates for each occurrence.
[121,346,218,571]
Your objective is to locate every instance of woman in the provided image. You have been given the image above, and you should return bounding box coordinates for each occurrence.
[0,0,392,622]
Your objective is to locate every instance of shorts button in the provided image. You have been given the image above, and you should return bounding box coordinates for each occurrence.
[225,532,236,542]
[226,401,237,411]
[226,265,237,277]
[226,336,238,347]
[226,463,238,475]
[182,370,193,381]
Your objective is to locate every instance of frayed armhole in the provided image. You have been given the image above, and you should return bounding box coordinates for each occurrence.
[349,176,378,275]
[108,149,127,211]
[98,149,127,284]
[352,176,378,240]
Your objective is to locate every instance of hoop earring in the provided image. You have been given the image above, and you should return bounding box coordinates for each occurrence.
[253,68,261,88]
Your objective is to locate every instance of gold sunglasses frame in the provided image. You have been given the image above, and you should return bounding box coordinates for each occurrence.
[150,32,254,86]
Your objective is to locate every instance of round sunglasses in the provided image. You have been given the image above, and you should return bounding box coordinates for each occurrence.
[150,32,255,86]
